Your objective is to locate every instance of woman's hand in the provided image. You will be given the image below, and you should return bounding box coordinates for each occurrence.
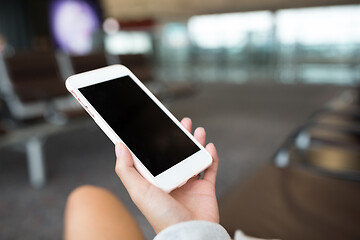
[114,117,219,234]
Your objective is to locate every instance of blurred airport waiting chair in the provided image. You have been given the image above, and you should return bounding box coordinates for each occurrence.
[0,51,87,188]
[69,51,110,74]
[0,51,81,122]
[117,54,154,82]
[274,88,360,181]
[57,51,154,82]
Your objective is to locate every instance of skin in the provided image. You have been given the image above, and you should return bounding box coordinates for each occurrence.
[115,117,220,234]
[64,185,145,240]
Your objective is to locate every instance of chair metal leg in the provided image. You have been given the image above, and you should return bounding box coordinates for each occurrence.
[274,149,290,168]
[26,138,46,189]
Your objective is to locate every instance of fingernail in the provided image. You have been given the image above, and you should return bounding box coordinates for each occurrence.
[115,143,122,158]
[195,127,205,134]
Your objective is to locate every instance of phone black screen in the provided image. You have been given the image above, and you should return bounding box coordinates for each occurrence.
[79,76,200,176]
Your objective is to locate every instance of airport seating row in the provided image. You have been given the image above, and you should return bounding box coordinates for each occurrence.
[274,88,360,180]
[0,51,153,188]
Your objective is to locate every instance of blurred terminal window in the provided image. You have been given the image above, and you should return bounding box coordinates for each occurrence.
[105,31,152,55]
[187,11,274,82]
[276,5,360,85]
[103,18,153,55]
[155,5,360,84]
[156,23,191,82]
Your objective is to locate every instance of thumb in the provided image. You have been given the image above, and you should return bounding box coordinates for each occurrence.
[115,143,150,200]
[115,143,188,234]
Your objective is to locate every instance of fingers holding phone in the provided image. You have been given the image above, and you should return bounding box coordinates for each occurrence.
[66,65,212,192]
[114,118,220,233]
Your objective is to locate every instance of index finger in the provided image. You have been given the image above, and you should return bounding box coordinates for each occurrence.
[180,117,192,133]
[202,143,219,185]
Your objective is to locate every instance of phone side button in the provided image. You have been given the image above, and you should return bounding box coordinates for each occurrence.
[84,106,95,119]
[76,98,95,119]
[71,90,77,97]
[77,98,84,106]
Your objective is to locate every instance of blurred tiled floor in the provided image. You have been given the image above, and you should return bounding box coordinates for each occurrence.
[0,82,341,239]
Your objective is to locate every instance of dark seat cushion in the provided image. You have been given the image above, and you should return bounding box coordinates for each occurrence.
[5,52,68,103]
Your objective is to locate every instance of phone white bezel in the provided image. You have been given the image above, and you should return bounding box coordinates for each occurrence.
[65,64,212,192]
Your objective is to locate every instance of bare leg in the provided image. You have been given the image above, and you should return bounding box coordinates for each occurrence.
[64,185,144,240]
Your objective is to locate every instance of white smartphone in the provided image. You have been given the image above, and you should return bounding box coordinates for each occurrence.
[65,65,212,192]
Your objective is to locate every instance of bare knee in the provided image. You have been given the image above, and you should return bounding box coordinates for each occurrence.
[65,185,109,214]
[64,185,143,240]
[67,185,101,203]
[68,184,105,198]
